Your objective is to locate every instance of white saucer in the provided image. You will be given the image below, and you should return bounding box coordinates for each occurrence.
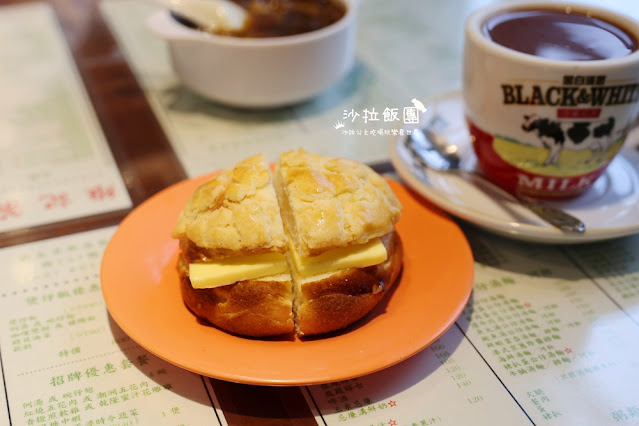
[389,91,639,244]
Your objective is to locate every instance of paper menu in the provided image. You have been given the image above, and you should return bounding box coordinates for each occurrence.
[459,231,639,424]
[304,324,531,425]
[0,2,131,233]
[566,236,639,325]
[307,230,639,425]
[0,376,8,424]
[0,227,226,426]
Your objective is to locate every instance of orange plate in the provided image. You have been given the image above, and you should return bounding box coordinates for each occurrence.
[101,176,474,386]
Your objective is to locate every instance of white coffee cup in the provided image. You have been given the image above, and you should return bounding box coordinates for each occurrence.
[463,1,639,199]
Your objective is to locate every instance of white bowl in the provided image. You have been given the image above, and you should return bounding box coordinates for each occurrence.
[147,1,359,108]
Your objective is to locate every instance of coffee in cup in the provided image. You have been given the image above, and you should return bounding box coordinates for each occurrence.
[463,1,639,199]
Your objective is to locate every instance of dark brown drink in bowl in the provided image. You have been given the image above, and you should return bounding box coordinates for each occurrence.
[172,0,347,38]
[482,9,638,60]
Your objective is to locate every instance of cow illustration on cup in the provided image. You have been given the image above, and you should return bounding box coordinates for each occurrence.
[521,114,618,166]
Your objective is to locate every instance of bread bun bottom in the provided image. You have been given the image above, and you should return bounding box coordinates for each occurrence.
[178,257,295,337]
[293,231,403,336]
[177,231,402,338]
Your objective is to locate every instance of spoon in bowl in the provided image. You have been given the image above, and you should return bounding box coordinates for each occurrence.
[149,0,248,33]
[406,125,587,233]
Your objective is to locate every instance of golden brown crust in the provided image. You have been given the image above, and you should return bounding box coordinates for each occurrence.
[178,256,295,337]
[275,149,402,257]
[172,154,287,258]
[294,232,403,337]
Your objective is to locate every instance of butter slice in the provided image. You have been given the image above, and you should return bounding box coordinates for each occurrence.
[290,238,387,278]
[189,252,288,289]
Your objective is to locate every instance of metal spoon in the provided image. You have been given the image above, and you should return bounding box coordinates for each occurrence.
[406,126,586,233]
[149,0,247,33]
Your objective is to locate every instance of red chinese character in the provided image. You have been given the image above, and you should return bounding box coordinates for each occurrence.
[0,200,21,220]
[557,108,601,119]
[39,193,70,210]
[88,185,115,201]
